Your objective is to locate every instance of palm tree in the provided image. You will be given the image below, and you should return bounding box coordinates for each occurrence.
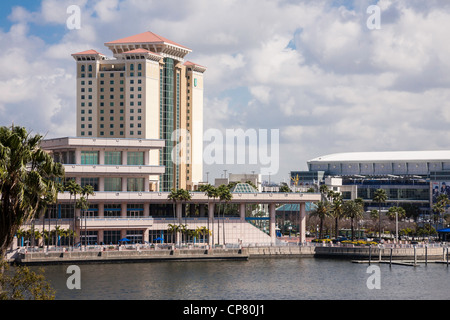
[198,184,218,244]
[198,184,213,232]
[372,189,387,241]
[41,181,64,250]
[217,185,232,245]
[343,200,364,240]
[0,125,64,260]
[330,194,344,239]
[433,194,450,230]
[54,226,65,248]
[319,185,329,201]
[168,188,191,221]
[178,224,188,245]
[65,179,82,248]
[81,184,94,247]
[167,189,191,246]
[196,226,211,245]
[310,201,331,239]
[167,224,179,244]
[387,206,406,243]
[76,196,89,247]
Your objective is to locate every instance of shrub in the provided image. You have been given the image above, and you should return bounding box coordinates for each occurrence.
[341,240,377,246]
[312,238,332,243]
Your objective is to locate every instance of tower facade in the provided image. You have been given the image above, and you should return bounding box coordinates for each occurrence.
[72,32,206,191]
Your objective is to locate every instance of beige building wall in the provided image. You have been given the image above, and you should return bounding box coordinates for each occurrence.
[73,34,206,191]
[76,61,99,137]
[190,71,204,187]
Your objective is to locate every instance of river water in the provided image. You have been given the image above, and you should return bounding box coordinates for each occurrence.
[31,257,450,300]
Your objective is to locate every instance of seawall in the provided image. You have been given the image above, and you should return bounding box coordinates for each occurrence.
[11,245,449,265]
[14,248,248,265]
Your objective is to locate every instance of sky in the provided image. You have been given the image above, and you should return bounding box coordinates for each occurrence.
[1,0,450,184]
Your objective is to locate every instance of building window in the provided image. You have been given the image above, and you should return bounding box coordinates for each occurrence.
[127,151,144,165]
[81,177,99,191]
[81,151,99,165]
[104,178,122,192]
[127,178,144,192]
[127,204,144,217]
[104,230,121,244]
[104,151,122,165]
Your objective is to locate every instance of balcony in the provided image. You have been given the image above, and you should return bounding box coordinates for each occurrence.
[64,164,165,176]
[77,216,154,229]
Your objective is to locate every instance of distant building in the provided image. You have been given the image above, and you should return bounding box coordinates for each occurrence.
[293,150,450,219]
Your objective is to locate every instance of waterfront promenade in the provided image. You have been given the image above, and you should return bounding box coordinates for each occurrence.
[9,241,449,265]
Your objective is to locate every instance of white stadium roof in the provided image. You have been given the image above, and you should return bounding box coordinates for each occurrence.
[308,150,450,163]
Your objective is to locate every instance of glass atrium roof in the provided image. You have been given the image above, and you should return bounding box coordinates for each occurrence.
[230,183,258,193]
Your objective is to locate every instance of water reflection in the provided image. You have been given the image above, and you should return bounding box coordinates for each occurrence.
[32,258,450,300]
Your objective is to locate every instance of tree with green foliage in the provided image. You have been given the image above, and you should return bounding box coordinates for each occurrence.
[387,206,406,243]
[279,184,291,193]
[343,200,364,240]
[310,201,331,239]
[217,184,232,245]
[433,194,450,229]
[167,189,191,245]
[167,223,179,244]
[372,189,387,241]
[64,179,83,247]
[198,184,218,244]
[79,184,94,247]
[330,193,344,239]
[0,125,64,259]
[0,260,55,300]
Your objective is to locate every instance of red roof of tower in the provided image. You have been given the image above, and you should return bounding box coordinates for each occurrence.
[105,31,191,50]
[72,49,104,55]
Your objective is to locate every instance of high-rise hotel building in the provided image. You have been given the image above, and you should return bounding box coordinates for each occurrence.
[71,31,206,191]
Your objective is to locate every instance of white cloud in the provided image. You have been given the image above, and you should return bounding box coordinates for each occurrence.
[2,0,450,181]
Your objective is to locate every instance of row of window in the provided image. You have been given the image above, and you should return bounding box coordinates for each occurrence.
[80,71,144,78]
[81,130,142,137]
[80,150,144,165]
[78,177,145,192]
[82,94,144,100]
[80,63,142,73]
